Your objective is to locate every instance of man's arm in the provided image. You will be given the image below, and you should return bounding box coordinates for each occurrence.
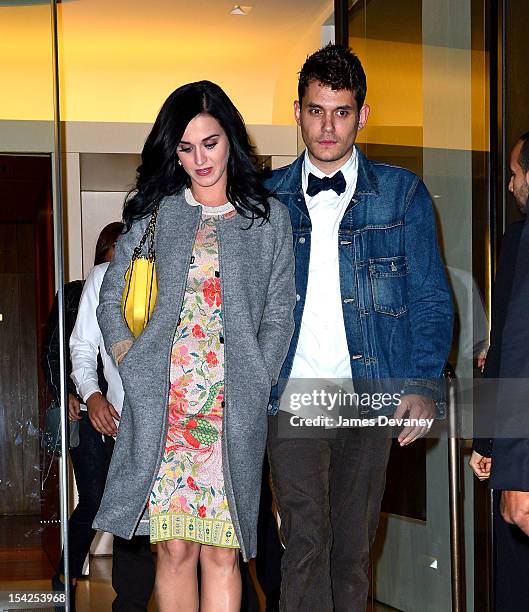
[42,285,82,401]
[42,295,61,401]
[402,178,454,407]
[70,265,120,436]
[393,178,453,445]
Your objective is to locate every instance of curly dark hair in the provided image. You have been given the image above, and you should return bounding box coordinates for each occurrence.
[123,80,270,230]
[298,43,367,109]
[519,131,529,174]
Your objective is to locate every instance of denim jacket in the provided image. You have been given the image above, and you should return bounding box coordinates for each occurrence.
[266,147,453,417]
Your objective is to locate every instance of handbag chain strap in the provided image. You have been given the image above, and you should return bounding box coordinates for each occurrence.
[132,204,159,262]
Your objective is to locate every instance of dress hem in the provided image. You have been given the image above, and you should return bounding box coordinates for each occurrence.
[150,512,240,549]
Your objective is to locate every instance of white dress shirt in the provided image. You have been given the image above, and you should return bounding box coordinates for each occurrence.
[70,262,124,416]
[290,149,358,380]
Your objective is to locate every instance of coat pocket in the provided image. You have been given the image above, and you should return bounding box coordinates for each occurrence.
[369,256,408,317]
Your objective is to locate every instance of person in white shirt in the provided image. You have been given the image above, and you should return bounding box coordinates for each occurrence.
[70,262,123,436]
[69,223,155,612]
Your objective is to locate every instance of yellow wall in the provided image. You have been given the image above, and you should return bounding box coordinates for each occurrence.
[271,5,334,124]
[0,5,54,120]
[1,1,332,125]
[0,1,487,151]
[350,35,487,151]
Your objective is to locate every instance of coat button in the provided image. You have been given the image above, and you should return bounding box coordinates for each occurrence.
[298,237,306,244]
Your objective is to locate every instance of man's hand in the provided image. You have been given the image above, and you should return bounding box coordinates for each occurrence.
[477,348,488,372]
[86,392,120,436]
[394,394,435,446]
[501,490,529,536]
[468,450,492,481]
[68,394,82,421]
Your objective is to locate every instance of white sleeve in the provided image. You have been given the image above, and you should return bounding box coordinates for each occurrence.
[70,266,106,403]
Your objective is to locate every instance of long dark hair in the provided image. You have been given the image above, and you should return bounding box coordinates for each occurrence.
[94,222,124,265]
[123,81,270,230]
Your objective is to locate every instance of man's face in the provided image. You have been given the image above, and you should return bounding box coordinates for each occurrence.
[295,81,369,174]
[509,140,529,213]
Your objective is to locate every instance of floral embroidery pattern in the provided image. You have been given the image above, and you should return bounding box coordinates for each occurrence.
[202,277,221,308]
[149,217,238,548]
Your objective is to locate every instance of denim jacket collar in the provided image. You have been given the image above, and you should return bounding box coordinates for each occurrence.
[274,146,379,200]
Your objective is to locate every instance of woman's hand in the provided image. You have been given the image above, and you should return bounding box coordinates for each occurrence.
[111,339,134,365]
[469,450,492,480]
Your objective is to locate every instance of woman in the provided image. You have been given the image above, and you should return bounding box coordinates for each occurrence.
[43,222,124,610]
[93,81,296,611]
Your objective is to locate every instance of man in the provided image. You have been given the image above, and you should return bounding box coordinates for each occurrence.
[490,131,529,519]
[265,44,453,612]
[70,246,155,612]
[470,132,529,611]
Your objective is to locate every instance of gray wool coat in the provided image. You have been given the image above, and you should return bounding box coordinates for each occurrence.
[92,190,296,561]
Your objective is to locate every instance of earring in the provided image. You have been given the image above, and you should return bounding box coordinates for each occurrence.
[177,159,182,166]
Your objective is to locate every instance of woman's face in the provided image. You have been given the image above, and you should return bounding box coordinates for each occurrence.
[177,113,230,194]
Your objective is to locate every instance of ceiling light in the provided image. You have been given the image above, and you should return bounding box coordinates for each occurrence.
[230,5,253,15]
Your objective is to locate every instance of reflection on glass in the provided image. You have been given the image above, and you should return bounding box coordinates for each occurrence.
[0,0,65,604]
[348,1,489,611]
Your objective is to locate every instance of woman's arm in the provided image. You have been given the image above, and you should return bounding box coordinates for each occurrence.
[257,202,296,386]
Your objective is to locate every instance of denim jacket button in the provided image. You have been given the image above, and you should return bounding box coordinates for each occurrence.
[296,294,301,302]
[298,237,306,244]
[352,354,363,360]
[343,297,355,303]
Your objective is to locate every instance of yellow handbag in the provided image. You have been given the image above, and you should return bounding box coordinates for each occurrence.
[121,206,159,337]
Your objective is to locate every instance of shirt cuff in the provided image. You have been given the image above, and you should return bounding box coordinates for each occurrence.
[81,383,102,404]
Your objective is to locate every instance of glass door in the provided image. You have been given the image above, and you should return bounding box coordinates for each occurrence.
[347,0,490,609]
[0,0,69,609]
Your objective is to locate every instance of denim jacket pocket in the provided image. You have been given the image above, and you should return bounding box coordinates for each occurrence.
[369,256,408,317]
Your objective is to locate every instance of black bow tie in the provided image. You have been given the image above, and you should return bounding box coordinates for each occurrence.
[306,171,347,197]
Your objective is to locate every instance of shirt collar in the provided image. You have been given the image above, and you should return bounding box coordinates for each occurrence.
[302,148,358,191]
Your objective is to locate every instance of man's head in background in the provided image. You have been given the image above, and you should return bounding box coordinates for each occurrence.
[94,222,124,265]
[509,132,529,213]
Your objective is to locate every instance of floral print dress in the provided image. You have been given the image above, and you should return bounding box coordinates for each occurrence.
[149,215,239,549]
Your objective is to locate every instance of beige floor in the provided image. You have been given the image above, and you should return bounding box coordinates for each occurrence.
[0,555,400,611]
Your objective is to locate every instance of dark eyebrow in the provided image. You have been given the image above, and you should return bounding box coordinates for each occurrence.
[179,134,220,145]
[305,103,354,111]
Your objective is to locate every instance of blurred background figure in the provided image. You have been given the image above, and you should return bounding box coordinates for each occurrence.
[42,222,126,610]
[469,132,529,612]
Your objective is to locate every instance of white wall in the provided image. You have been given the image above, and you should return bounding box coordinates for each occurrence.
[81,191,126,277]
